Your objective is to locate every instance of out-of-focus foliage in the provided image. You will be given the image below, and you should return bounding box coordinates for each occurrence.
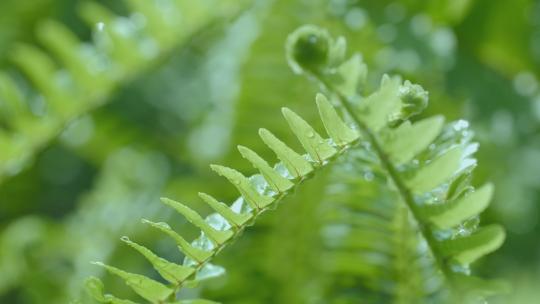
[0,0,539,303]
[0,0,243,182]
[85,23,505,302]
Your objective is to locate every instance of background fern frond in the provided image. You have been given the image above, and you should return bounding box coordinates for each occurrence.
[0,0,244,183]
[2,1,535,303]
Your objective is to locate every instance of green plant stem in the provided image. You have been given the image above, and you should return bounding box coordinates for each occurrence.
[160,204,269,303]
[160,146,353,303]
[314,74,454,289]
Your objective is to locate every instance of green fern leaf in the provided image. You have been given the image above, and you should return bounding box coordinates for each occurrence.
[237,145,294,193]
[141,219,212,264]
[426,183,494,229]
[198,192,252,228]
[210,164,274,209]
[0,0,244,183]
[91,262,172,302]
[281,107,337,163]
[88,90,363,302]
[440,225,506,265]
[357,74,402,131]
[407,147,464,193]
[315,93,359,146]
[258,128,314,178]
[172,300,219,304]
[86,24,506,304]
[160,198,234,245]
[86,277,139,304]
[120,236,195,284]
[381,115,445,164]
[332,54,367,98]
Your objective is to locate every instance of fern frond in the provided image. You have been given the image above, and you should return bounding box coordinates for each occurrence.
[87,24,506,304]
[286,25,506,302]
[0,0,243,183]
[87,92,363,302]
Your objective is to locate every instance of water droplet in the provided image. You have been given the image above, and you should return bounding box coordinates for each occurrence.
[231,197,252,214]
[453,120,469,131]
[307,131,315,138]
[195,263,225,281]
[96,22,105,31]
[206,213,231,231]
[274,163,293,179]
[448,260,471,275]
[433,228,453,241]
[156,222,170,229]
[192,235,215,251]
[250,175,273,196]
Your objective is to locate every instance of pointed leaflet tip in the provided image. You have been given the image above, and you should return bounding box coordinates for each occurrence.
[258,128,313,178]
[142,219,211,263]
[211,164,274,209]
[141,218,171,230]
[441,225,505,265]
[381,73,391,84]
[86,277,137,304]
[315,93,326,103]
[85,276,107,302]
[407,147,463,193]
[161,197,233,245]
[198,192,252,227]
[121,235,195,284]
[428,183,494,229]
[357,75,402,132]
[92,262,172,302]
[237,145,294,193]
[333,54,367,97]
[329,36,347,66]
[315,93,359,146]
[381,115,445,165]
[281,107,337,163]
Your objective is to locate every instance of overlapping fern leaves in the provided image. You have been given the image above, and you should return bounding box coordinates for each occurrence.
[86,25,505,303]
[86,88,362,303]
[0,0,242,182]
[320,124,479,303]
[287,26,507,303]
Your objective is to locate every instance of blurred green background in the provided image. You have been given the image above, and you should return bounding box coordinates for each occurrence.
[0,0,539,303]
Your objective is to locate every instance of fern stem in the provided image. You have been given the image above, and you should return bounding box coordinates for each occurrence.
[159,141,354,302]
[314,75,455,290]
[159,155,346,302]
[161,205,267,302]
